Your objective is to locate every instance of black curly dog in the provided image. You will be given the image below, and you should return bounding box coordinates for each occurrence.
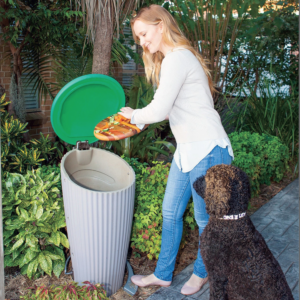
[193,165,294,300]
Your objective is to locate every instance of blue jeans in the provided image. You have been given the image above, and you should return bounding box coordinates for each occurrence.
[154,145,232,281]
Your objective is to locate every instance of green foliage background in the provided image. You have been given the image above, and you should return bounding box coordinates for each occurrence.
[3,165,68,280]
[124,131,290,259]
[226,1,299,92]
[229,131,290,196]
[20,281,109,300]
[0,94,70,175]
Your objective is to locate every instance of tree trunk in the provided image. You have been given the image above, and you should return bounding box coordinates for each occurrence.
[92,11,114,75]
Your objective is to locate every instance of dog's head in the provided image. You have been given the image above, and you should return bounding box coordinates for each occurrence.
[193,165,251,217]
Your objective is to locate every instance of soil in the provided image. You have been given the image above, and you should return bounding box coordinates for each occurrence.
[4,157,298,300]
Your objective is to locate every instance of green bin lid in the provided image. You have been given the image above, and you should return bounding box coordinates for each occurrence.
[51,74,125,145]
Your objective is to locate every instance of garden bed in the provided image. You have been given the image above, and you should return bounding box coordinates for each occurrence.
[4,159,298,300]
[110,159,298,300]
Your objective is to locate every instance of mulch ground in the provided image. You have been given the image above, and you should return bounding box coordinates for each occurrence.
[4,160,298,300]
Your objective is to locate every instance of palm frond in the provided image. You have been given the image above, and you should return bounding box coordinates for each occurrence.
[21,46,57,102]
[50,53,93,91]
[111,38,129,65]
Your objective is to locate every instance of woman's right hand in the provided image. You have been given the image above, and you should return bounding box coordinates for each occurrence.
[118,107,134,119]
[165,115,169,120]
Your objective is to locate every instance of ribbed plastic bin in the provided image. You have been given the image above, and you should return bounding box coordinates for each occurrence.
[60,146,135,296]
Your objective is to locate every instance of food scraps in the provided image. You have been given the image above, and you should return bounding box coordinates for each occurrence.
[95,114,131,134]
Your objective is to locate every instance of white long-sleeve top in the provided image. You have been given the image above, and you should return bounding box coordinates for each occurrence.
[130,47,234,172]
[173,138,234,172]
[132,112,234,172]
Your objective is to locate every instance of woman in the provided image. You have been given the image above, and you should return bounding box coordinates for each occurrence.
[118,4,234,296]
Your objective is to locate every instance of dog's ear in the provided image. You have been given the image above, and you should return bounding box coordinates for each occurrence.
[229,168,251,212]
[204,165,231,217]
[193,176,206,199]
[206,179,231,216]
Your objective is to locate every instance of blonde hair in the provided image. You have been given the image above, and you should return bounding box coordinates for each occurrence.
[130,5,217,97]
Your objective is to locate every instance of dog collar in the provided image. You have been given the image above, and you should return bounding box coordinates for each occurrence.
[219,212,246,220]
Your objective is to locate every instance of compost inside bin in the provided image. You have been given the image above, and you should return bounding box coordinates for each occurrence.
[63,148,134,192]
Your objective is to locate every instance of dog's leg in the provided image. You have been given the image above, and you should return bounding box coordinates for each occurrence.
[209,276,228,300]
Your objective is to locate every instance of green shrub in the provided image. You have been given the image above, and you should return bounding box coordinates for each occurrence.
[121,156,149,199]
[229,131,290,196]
[121,156,149,177]
[0,94,70,175]
[3,165,68,280]
[124,158,197,260]
[130,161,169,260]
[20,281,109,300]
[30,133,72,165]
[125,132,290,259]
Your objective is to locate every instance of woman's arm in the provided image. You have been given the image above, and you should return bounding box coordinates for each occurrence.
[120,52,186,124]
[118,108,169,122]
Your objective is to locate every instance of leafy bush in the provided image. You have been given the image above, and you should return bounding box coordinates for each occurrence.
[229,131,290,196]
[130,161,169,260]
[20,281,109,300]
[124,159,196,260]
[0,94,70,175]
[30,133,72,165]
[125,131,290,259]
[121,156,149,211]
[3,165,68,280]
[0,91,10,111]
[121,156,149,176]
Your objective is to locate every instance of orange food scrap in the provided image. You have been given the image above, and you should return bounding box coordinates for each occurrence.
[115,114,130,123]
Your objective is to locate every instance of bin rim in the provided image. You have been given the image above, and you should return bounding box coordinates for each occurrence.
[60,147,136,194]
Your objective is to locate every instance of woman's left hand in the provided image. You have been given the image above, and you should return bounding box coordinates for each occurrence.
[118,107,134,119]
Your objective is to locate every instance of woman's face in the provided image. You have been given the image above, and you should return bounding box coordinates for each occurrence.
[133,20,163,54]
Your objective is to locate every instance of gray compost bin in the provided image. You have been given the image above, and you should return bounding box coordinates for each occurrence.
[61,144,135,296]
[50,74,136,296]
